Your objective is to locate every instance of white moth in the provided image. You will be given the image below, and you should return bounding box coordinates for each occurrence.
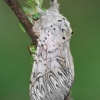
[30,0,74,100]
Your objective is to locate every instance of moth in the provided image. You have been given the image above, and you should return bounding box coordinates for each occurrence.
[29,0,74,100]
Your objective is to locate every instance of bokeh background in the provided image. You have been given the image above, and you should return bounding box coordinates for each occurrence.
[0,0,100,100]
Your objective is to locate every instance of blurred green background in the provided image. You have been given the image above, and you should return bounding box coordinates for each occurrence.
[0,0,100,100]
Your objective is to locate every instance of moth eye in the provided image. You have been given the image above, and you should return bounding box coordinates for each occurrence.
[50,25,53,27]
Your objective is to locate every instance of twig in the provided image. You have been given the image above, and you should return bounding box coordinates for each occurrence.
[4,0,38,46]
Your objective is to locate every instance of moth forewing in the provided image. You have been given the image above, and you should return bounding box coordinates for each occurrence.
[30,0,74,100]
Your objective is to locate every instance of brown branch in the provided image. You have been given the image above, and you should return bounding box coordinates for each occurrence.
[4,0,38,46]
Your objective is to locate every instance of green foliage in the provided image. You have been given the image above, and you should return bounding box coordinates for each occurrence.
[28,45,36,64]
[19,0,45,62]
[28,45,36,54]
[23,7,34,23]
[19,0,44,32]
[19,22,26,33]
[26,0,36,13]
[32,13,42,20]
[25,0,44,14]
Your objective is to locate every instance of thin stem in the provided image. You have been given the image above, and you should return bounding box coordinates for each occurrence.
[4,0,38,46]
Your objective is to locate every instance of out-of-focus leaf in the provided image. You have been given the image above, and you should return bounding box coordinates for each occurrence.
[26,0,36,13]
[27,15,33,23]
[23,7,34,23]
[23,7,34,15]
[42,8,47,12]
[26,1,32,7]
[28,45,36,64]
[19,22,26,32]
[40,0,43,8]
